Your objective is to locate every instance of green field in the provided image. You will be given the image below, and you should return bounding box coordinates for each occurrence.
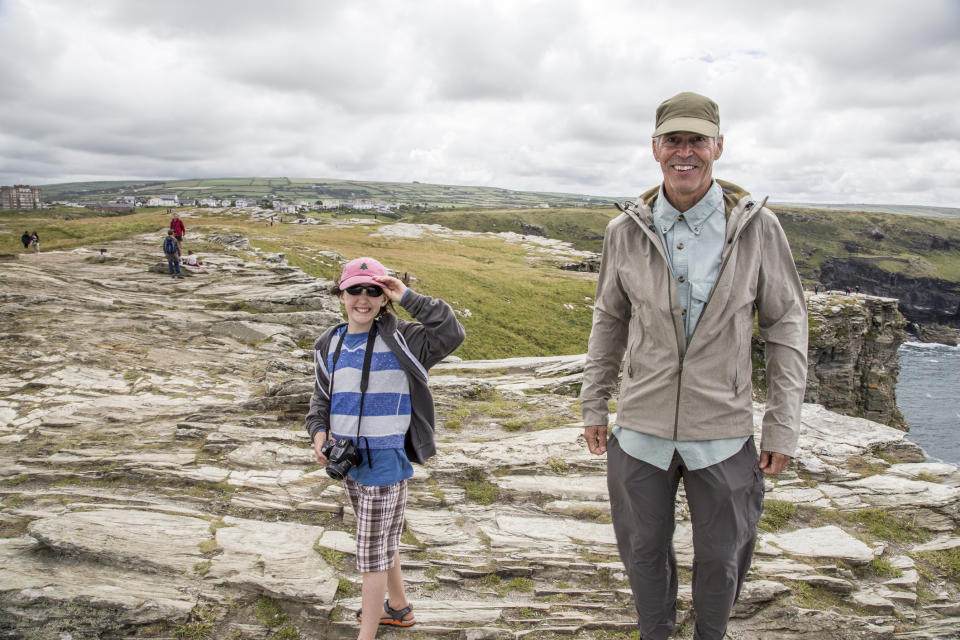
[3,201,959,358]
[37,177,620,209]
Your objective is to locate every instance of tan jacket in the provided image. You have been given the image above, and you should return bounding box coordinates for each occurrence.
[580,180,808,456]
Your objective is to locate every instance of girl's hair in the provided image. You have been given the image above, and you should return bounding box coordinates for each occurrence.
[328,271,411,319]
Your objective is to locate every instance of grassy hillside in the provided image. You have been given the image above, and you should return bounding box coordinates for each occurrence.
[0,206,596,360]
[38,177,618,209]
[772,205,960,283]
[3,202,959,359]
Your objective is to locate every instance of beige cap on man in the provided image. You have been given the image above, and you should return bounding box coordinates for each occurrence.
[652,91,720,138]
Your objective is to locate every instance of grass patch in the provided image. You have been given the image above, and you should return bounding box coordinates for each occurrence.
[864,557,902,578]
[456,467,500,505]
[255,597,288,628]
[172,605,217,639]
[270,624,300,640]
[846,456,888,477]
[914,547,960,582]
[759,500,798,532]
[198,539,220,554]
[336,578,360,598]
[840,508,929,543]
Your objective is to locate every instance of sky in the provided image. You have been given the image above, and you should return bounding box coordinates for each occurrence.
[1,0,959,206]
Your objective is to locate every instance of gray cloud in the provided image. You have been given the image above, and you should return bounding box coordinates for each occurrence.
[0,0,958,206]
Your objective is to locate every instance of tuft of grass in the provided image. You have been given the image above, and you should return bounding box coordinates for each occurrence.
[456,467,500,505]
[336,578,360,598]
[193,561,212,576]
[759,500,797,532]
[198,539,220,554]
[172,605,216,639]
[864,557,902,578]
[255,598,288,629]
[841,508,929,543]
[914,547,960,582]
[270,624,300,640]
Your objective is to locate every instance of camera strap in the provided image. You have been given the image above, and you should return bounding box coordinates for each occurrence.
[328,323,378,468]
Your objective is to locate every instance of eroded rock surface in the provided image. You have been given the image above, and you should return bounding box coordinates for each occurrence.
[1,233,958,639]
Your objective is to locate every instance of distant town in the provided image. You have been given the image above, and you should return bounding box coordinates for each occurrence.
[1,184,407,216]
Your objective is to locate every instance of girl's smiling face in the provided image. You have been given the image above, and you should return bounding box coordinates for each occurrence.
[341,286,386,332]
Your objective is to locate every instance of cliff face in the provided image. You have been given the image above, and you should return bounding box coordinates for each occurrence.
[753,293,908,429]
[819,256,960,328]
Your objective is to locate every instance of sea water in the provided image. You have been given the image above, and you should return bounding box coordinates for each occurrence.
[896,341,960,465]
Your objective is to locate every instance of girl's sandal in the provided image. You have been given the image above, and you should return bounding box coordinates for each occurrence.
[355,601,416,627]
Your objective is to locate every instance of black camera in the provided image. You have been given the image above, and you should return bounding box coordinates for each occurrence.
[321,437,362,480]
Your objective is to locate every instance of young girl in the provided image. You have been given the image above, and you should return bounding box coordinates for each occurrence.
[305,257,465,639]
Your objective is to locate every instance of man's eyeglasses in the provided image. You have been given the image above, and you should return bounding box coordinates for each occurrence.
[344,285,384,297]
[658,134,714,150]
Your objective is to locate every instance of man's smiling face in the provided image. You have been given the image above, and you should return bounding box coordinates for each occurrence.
[652,132,723,212]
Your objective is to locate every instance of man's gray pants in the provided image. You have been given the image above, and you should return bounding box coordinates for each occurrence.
[607,435,765,640]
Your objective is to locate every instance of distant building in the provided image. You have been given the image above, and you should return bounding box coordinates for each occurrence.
[273,201,296,214]
[146,194,179,207]
[87,203,134,213]
[1,185,43,210]
[234,198,256,207]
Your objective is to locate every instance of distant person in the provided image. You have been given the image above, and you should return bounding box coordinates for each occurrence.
[305,257,465,640]
[580,92,808,640]
[170,212,185,249]
[20,231,30,250]
[163,230,182,279]
[846,286,852,295]
[814,284,820,294]
[182,250,202,268]
[29,232,39,253]
[855,285,861,294]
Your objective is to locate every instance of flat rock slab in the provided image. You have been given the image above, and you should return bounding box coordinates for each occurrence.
[495,474,608,501]
[762,525,875,565]
[0,536,197,628]
[27,508,211,573]
[210,516,338,603]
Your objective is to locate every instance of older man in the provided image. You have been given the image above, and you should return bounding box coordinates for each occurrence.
[580,92,807,639]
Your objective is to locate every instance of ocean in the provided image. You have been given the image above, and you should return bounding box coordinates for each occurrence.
[896,341,960,466]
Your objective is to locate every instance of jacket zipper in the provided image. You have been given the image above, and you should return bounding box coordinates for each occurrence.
[672,201,761,437]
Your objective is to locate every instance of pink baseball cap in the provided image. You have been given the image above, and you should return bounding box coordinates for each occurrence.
[338,257,388,289]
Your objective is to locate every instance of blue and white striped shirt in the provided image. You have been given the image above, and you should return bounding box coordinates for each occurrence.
[327,329,413,486]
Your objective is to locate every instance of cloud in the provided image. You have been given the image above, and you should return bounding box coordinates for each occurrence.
[0,0,958,206]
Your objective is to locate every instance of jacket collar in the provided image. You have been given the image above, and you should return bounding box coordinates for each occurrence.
[624,179,766,240]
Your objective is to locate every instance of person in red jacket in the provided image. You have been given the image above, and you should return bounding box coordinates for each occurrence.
[170,211,185,249]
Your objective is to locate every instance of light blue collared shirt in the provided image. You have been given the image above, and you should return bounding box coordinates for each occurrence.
[614,181,748,471]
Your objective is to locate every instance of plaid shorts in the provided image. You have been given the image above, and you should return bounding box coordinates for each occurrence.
[343,476,408,573]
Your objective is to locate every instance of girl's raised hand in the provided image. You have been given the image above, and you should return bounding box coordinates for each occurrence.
[372,275,407,302]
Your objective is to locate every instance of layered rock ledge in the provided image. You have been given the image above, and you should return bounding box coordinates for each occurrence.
[1,232,957,640]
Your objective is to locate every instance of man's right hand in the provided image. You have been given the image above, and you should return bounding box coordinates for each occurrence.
[584,425,608,455]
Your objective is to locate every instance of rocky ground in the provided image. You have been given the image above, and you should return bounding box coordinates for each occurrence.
[1,230,959,640]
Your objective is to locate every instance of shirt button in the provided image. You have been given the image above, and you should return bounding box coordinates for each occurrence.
[677,242,684,250]
[678,276,686,283]
[681,309,687,316]
[678,214,685,222]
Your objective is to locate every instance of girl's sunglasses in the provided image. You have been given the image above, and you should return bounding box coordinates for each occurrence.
[344,285,383,297]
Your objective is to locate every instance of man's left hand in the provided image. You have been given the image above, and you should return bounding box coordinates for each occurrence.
[759,450,791,475]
